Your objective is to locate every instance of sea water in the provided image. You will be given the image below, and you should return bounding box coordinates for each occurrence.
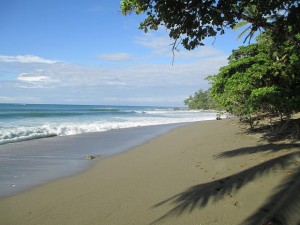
[0,104,218,197]
[0,103,217,145]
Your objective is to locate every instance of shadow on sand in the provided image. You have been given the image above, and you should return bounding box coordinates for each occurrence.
[151,143,300,225]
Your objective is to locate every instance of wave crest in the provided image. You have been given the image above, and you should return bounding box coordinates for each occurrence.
[0,111,218,145]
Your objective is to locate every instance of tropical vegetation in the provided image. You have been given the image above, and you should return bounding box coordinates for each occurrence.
[208,31,300,128]
[183,89,219,110]
[121,1,300,224]
[120,0,300,126]
[121,0,299,50]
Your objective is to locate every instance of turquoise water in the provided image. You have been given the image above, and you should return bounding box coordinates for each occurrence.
[0,103,218,197]
[0,103,217,145]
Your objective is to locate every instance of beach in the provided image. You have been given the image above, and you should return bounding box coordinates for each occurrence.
[0,119,299,225]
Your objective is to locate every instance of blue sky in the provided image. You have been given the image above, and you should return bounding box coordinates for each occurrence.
[0,0,245,106]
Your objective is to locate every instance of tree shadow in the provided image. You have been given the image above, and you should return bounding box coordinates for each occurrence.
[245,118,300,142]
[242,166,300,225]
[151,146,300,225]
[216,143,299,158]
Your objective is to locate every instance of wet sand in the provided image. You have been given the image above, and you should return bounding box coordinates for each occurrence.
[0,119,299,225]
[0,123,185,198]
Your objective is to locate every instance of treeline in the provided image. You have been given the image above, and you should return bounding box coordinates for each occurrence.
[185,31,300,132]
[183,89,219,110]
[122,2,300,222]
[208,32,300,129]
[120,0,300,133]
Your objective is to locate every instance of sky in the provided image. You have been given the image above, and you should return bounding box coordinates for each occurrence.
[0,0,245,106]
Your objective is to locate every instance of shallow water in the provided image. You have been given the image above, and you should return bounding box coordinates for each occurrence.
[0,123,187,198]
[0,104,217,145]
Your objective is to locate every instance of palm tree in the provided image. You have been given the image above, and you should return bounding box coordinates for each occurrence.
[233,5,261,43]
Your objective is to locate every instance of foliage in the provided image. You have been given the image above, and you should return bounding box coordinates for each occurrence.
[233,5,260,43]
[121,3,300,224]
[184,89,219,110]
[120,0,300,50]
[120,0,300,127]
[208,32,300,127]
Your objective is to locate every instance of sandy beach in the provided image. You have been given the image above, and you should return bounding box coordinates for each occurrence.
[0,119,299,225]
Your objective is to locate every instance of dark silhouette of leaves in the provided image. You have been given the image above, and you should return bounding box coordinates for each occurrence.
[151,152,300,224]
[216,143,299,158]
[242,166,300,225]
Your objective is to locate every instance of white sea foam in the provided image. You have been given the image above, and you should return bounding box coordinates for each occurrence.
[0,103,224,145]
[0,111,218,145]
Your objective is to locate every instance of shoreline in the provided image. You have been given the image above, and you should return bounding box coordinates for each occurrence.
[1,119,299,225]
[0,122,188,198]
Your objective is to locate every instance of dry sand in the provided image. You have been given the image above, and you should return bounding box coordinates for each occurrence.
[0,119,299,225]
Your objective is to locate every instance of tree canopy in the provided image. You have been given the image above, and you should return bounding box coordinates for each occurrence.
[184,89,219,110]
[208,31,300,126]
[120,3,300,223]
[120,0,300,127]
[121,0,300,50]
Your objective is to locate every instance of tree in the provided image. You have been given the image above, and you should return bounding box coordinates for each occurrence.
[121,0,300,50]
[121,3,300,224]
[233,5,260,43]
[184,89,218,110]
[208,32,300,127]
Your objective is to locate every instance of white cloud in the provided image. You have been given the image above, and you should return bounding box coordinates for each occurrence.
[0,96,14,102]
[134,34,173,57]
[124,96,186,104]
[135,34,170,50]
[0,55,57,64]
[8,53,227,90]
[134,33,226,61]
[17,75,50,82]
[0,95,41,103]
[0,50,228,105]
[97,53,133,61]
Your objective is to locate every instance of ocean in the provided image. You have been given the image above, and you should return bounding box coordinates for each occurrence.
[0,103,218,197]
[0,103,217,145]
